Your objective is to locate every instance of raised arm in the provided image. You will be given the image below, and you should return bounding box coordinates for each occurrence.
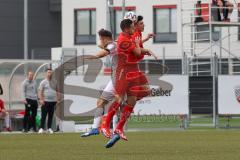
[84,49,109,60]
[132,37,142,57]
[140,48,158,60]
[142,33,155,43]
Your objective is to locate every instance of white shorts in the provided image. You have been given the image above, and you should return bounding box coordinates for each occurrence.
[100,80,115,102]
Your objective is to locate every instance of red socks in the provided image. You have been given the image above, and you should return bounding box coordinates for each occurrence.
[104,101,134,133]
[104,101,120,128]
[116,104,134,131]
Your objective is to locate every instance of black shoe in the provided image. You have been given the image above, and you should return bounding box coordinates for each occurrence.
[22,129,28,133]
[195,17,203,23]
[54,126,60,132]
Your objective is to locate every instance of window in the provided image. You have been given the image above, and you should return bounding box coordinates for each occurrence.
[113,7,135,39]
[75,9,96,44]
[196,25,220,42]
[138,59,182,74]
[153,5,177,43]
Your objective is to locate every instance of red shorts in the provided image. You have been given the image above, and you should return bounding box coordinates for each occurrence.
[113,68,150,98]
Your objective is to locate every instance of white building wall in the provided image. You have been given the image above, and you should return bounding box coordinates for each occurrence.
[61,0,240,59]
[62,0,108,54]
[113,0,182,59]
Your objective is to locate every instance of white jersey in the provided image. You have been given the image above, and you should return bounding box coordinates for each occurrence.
[100,42,117,101]
[104,42,117,72]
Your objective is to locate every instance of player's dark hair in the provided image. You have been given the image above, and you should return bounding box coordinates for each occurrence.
[137,15,143,22]
[28,70,33,73]
[46,64,52,71]
[98,29,112,39]
[120,19,133,31]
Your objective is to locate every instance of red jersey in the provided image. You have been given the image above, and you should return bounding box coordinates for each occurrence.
[114,32,149,97]
[0,99,5,112]
[117,32,142,64]
[132,30,143,48]
[132,30,144,60]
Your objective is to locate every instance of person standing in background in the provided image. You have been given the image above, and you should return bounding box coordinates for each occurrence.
[22,71,38,133]
[213,0,233,21]
[0,83,3,95]
[38,68,61,134]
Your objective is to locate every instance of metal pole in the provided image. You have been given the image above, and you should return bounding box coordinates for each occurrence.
[213,53,218,127]
[82,48,85,74]
[212,56,216,127]
[31,50,34,60]
[189,57,193,76]
[190,13,194,57]
[184,52,188,75]
[162,46,165,74]
[34,63,49,80]
[9,63,25,110]
[75,50,78,75]
[179,0,185,75]
[219,28,222,74]
[209,0,213,58]
[208,0,216,127]
[208,0,213,57]
[227,27,232,75]
[190,13,195,76]
[106,0,110,30]
[107,0,115,37]
[196,58,199,76]
[122,0,126,19]
[24,0,28,60]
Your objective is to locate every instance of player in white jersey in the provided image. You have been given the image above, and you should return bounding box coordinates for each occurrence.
[81,29,119,137]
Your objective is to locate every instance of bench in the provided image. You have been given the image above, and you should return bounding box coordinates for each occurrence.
[0,110,24,131]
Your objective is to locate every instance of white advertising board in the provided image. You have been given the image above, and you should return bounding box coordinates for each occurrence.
[134,75,189,115]
[218,76,240,114]
[64,75,189,116]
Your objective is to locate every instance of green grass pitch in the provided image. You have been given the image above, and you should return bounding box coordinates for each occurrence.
[1,130,240,160]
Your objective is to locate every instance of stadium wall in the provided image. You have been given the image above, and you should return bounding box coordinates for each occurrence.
[0,0,61,59]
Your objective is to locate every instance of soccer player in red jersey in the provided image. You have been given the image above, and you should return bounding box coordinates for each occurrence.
[133,16,153,47]
[124,12,156,59]
[103,19,152,148]
[132,15,157,60]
